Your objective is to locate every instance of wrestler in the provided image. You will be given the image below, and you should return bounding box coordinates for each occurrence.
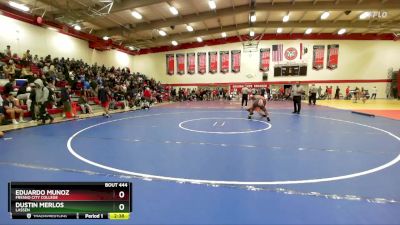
[247,95,270,121]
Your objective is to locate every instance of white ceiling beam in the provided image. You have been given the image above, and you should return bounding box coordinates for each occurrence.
[299,11,307,23]
[110,0,169,13]
[333,11,345,23]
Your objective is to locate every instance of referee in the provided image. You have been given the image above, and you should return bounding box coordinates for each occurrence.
[241,86,249,107]
[291,82,305,114]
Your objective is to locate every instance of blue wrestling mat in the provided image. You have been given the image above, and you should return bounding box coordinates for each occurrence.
[1,101,400,224]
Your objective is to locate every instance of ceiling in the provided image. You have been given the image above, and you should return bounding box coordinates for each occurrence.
[1,0,400,49]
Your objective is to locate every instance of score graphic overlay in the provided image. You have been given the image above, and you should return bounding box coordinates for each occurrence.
[8,182,131,220]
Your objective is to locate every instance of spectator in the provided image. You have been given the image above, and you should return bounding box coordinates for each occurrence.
[3,60,16,79]
[360,87,367,103]
[32,55,39,64]
[27,83,37,121]
[4,45,11,57]
[3,77,16,96]
[22,50,32,63]
[34,79,54,124]
[0,95,4,124]
[335,86,340,99]
[317,86,322,99]
[371,86,377,99]
[78,91,93,114]
[143,87,152,102]
[354,86,360,101]
[98,86,111,118]
[345,86,350,100]
[3,94,25,125]
[16,82,30,104]
[170,88,176,101]
[279,86,285,100]
[12,53,20,64]
[21,64,34,81]
[60,85,76,118]
[309,84,317,105]
[327,86,333,100]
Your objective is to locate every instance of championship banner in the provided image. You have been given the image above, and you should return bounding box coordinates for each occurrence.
[220,51,229,73]
[259,48,270,72]
[312,45,325,71]
[327,44,339,70]
[197,52,206,74]
[176,53,185,75]
[231,50,241,73]
[209,52,218,74]
[166,54,174,75]
[187,53,195,74]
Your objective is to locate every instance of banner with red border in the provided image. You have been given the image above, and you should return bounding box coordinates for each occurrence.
[231,50,241,73]
[209,52,218,74]
[166,54,174,75]
[187,53,195,74]
[197,52,206,74]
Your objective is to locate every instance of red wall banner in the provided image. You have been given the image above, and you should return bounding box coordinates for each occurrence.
[209,52,218,74]
[166,54,174,75]
[313,45,325,71]
[231,50,241,73]
[197,52,206,74]
[176,53,185,75]
[220,51,229,73]
[327,44,339,70]
[259,48,270,72]
[187,53,195,74]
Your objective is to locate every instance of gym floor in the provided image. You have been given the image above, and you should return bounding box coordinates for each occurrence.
[1,99,400,224]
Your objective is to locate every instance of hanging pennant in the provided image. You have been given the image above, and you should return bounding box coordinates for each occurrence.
[312,45,325,71]
[166,54,174,75]
[220,51,229,73]
[176,53,185,75]
[259,48,270,72]
[327,44,339,70]
[231,50,241,73]
[187,53,195,74]
[197,52,206,74]
[209,52,218,74]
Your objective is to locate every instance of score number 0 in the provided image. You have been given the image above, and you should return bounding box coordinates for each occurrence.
[118,191,125,211]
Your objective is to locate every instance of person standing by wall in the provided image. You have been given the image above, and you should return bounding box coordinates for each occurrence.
[241,86,249,107]
[371,86,377,99]
[291,82,305,114]
[309,84,317,105]
[335,86,340,99]
[327,86,333,100]
[345,86,350,100]
[317,86,322,99]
